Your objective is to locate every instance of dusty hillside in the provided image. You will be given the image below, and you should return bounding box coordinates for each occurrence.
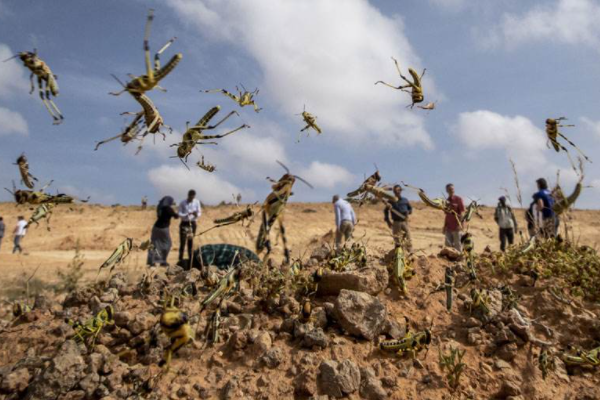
[1,201,599,290]
[1,202,600,399]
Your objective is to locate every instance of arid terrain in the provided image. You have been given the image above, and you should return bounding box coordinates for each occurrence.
[1,201,600,400]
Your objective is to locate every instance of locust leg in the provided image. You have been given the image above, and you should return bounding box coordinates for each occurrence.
[154,37,177,71]
[38,77,61,124]
[557,132,591,163]
[253,102,262,113]
[196,124,248,140]
[375,80,402,90]
[204,89,241,105]
[144,9,155,83]
[29,72,35,94]
[279,218,291,264]
[193,110,239,130]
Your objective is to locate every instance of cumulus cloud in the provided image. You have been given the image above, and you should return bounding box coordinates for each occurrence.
[454,110,547,172]
[167,0,435,149]
[299,161,355,189]
[148,164,245,204]
[56,184,117,205]
[0,107,28,136]
[485,0,600,49]
[581,117,600,138]
[0,44,29,98]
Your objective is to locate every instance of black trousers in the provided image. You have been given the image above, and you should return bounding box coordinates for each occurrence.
[499,228,514,252]
[179,221,197,262]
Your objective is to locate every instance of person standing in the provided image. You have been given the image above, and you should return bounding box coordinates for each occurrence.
[0,217,5,252]
[333,195,356,249]
[532,178,556,238]
[384,185,413,251]
[443,183,465,251]
[141,196,148,210]
[494,196,518,252]
[178,190,201,263]
[13,216,27,254]
[148,196,179,267]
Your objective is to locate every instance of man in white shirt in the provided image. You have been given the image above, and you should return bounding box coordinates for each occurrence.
[13,216,27,254]
[333,195,357,249]
[178,190,202,263]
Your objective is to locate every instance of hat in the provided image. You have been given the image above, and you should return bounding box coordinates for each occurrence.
[499,196,506,202]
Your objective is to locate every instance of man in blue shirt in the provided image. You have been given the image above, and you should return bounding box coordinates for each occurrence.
[384,185,413,251]
[532,178,556,238]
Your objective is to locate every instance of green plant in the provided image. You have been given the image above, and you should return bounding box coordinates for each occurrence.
[58,240,85,292]
[439,346,466,391]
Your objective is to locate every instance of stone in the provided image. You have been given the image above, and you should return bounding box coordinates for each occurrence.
[249,330,272,356]
[301,328,329,349]
[497,380,521,398]
[78,372,100,397]
[381,318,406,339]
[497,343,518,362]
[113,311,134,329]
[318,359,361,397]
[127,312,157,335]
[0,368,31,393]
[359,367,387,400]
[495,327,518,345]
[24,340,86,399]
[223,314,253,331]
[439,247,462,261]
[294,371,317,396]
[317,266,389,296]
[260,348,285,369]
[312,307,328,329]
[332,290,386,340]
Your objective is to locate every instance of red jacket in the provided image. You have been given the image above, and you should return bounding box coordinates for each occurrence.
[444,195,464,232]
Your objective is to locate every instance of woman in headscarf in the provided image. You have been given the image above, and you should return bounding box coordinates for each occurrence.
[148,196,179,267]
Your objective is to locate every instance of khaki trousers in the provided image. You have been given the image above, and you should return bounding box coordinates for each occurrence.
[392,220,412,251]
[336,220,354,248]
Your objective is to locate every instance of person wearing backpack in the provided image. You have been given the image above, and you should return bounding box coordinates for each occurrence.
[532,178,557,238]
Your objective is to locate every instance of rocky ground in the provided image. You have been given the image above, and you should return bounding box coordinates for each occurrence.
[1,239,600,400]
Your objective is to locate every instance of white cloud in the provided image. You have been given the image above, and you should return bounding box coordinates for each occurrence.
[220,130,288,178]
[0,44,29,98]
[0,107,28,136]
[148,164,245,204]
[454,110,547,172]
[581,117,600,138]
[486,0,600,49]
[299,161,355,189]
[429,0,466,11]
[167,0,435,149]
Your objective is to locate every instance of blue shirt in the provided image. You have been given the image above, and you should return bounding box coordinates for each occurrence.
[533,189,555,219]
[384,197,412,223]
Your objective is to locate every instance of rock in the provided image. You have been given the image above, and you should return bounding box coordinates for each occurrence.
[228,330,249,351]
[318,359,361,397]
[249,330,272,356]
[496,343,518,362]
[495,327,518,345]
[293,320,314,339]
[107,273,127,290]
[279,296,300,316]
[33,294,53,311]
[24,340,86,399]
[360,367,386,400]
[487,290,503,320]
[0,368,31,393]
[223,313,253,331]
[381,318,406,339]
[439,247,461,261]
[467,332,481,345]
[333,290,386,340]
[89,296,110,315]
[113,311,134,329]
[166,264,184,276]
[317,266,388,296]
[78,372,100,397]
[310,245,331,261]
[312,307,328,329]
[494,359,512,370]
[302,328,329,349]
[260,348,285,369]
[465,317,482,328]
[497,380,521,398]
[99,288,119,303]
[127,312,157,335]
[50,322,74,338]
[294,371,317,396]
[221,378,239,400]
[63,287,97,308]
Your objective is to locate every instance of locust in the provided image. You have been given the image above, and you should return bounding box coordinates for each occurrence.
[256,161,313,264]
[5,181,83,205]
[26,203,55,230]
[197,156,216,172]
[98,238,134,275]
[204,307,222,345]
[461,200,482,224]
[469,288,491,321]
[159,296,194,371]
[445,266,455,311]
[392,245,411,295]
[296,105,322,141]
[4,49,63,124]
[203,84,262,113]
[172,106,248,168]
[553,178,583,216]
[402,182,449,212]
[545,117,591,166]
[347,169,381,199]
[560,346,600,368]
[376,57,425,108]
[68,305,115,349]
[380,319,432,358]
[95,112,145,151]
[200,266,241,312]
[15,153,38,189]
[110,9,182,97]
[197,203,257,236]
[417,101,436,111]
[461,233,477,281]
[538,348,555,380]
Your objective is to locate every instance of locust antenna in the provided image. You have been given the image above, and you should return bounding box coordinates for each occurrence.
[110,74,127,88]
[276,160,290,174]
[293,175,314,189]
[3,54,20,62]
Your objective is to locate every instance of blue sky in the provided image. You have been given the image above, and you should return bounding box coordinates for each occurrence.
[1,0,599,208]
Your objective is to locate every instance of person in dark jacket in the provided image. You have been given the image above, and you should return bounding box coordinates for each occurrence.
[384,185,413,251]
[148,196,179,267]
[0,217,5,252]
[532,178,556,239]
